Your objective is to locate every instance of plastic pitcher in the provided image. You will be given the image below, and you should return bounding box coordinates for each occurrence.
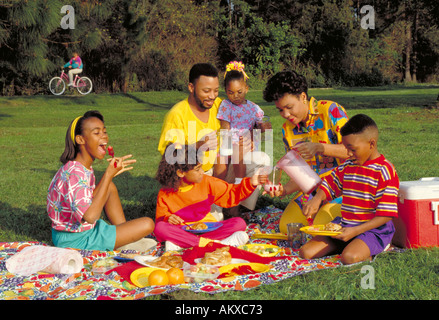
[276,149,321,194]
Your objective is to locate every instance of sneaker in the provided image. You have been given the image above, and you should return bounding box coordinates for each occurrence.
[165,241,183,252]
[116,238,157,253]
[67,83,73,86]
[220,231,249,247]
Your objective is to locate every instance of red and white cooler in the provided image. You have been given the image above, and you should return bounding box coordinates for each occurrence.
[393,178,439,248]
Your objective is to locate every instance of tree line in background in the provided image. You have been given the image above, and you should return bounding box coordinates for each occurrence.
[1,0,438,95]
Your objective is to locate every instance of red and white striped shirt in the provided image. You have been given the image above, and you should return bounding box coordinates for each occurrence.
[320,155,399,223]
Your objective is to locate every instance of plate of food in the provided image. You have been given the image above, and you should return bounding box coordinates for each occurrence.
[181,222,223,234]
[194,247,248,267]
[238,243,281,257]
[300,222,342,236]
[134,254,185,270]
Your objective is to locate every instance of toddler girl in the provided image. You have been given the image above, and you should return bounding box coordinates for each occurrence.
[215,61,265,182]
[154,143,268,251]
[47,110,155,251]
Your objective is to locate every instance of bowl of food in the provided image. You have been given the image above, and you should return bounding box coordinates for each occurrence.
[183,263,220,283]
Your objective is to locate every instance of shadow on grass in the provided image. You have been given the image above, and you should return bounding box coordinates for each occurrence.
[0,202,52,244]
[0,170,161,244]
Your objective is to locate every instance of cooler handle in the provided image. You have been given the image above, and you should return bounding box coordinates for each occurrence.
[432,201,439,225]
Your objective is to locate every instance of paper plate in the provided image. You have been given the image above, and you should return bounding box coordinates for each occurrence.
[130,267,162,288]
[181,222,223,234]
[300,225,342,236]
[134,255,165,268]
[219,263,271,275]
[238,244,281,257]
[134,255,189,270]
[251,233,288,240]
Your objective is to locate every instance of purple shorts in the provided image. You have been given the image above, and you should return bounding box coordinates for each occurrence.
[332,216,395,256]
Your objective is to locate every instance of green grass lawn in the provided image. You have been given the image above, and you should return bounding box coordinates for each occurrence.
[1,86,438,300]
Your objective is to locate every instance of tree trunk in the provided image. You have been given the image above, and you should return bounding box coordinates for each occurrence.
[411,8,418,83]
[404,20,412,83]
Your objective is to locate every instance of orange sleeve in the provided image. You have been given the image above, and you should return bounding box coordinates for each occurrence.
[155,190,172,222]
[207,176,256,208]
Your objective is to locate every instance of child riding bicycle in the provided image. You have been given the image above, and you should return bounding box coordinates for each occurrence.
[63,52,83,86]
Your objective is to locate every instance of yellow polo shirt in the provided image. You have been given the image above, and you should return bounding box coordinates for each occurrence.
[158,97,222,172]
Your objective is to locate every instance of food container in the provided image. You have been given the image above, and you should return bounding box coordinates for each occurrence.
[393,178,439,248]
[183,264,220,283]
[91,258,121,275]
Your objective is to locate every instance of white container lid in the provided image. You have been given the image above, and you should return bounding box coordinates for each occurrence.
[399,178,439,200]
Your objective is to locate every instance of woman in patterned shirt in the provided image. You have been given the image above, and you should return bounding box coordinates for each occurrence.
[263,71,350,230]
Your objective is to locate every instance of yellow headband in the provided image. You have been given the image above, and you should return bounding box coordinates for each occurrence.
[224,61,249,80]
[70,116,82,145]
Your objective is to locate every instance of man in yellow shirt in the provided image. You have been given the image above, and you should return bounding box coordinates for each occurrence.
[158,63,262,220]
[158,63,221,172]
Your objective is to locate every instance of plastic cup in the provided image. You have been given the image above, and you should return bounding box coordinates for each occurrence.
[264,166,281,193]
[276,149,321,194]
[287,222,305,249]
[219,130,233,156]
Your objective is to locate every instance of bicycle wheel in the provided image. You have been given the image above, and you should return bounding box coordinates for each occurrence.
[49,77,66,95]
[76,77,93,95]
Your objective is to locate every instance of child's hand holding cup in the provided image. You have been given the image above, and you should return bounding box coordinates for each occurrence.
[256,116,272,133]
[250,173,268,187]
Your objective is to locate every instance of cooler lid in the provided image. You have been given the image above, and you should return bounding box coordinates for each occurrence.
[399,178,439,200]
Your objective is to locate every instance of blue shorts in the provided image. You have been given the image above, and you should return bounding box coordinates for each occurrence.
[52,219,117,251]
[333,216,395,256]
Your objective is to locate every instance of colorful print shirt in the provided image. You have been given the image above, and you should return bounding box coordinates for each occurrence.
[47,161,96,232]
[64,56,82,69]
[282,97,349,177]
[217,99,264,131]
[319,155,399,223]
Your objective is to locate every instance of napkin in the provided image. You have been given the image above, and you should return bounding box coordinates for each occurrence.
[109,261,144,285]
[5,245,83,276]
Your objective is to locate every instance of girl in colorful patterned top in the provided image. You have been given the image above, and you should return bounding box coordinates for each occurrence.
[215,61,266,183]
[47,110,154,251]
[300,114,399,264]
[154,143,268,251]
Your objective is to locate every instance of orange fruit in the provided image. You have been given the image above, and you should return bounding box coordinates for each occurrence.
[148,269,169,286]
[167,267,185,285]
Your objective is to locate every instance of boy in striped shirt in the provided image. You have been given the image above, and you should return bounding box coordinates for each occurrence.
[300,114,399,264]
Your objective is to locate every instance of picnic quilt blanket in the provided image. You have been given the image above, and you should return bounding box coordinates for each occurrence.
[0,206,361,300]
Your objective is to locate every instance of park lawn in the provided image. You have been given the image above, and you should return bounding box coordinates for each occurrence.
[0,86,438,300]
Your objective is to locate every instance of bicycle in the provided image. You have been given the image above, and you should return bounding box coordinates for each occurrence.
[49,68,93,95]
